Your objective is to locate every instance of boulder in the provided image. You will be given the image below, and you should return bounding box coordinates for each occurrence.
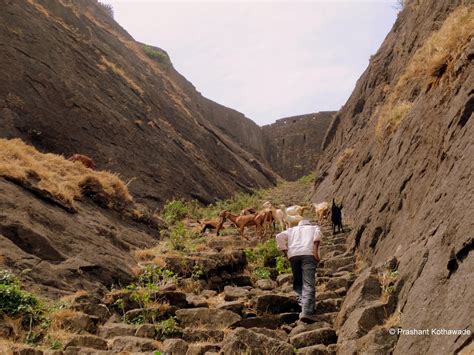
[324,256,356,273]
[277,273,293,286]
[317,291,339,301]
[186,343,220,355]
[10,346,44,355]
[150,290,189,308]
[236,315,280,329]
[221,328,294,355]
[277,312,300,324]
[216,301,245,315]
[254,294,300,314]
[335,268,382,329]
[163,338,189,355]
[326,276,353,291]
[354,327,398,355]
[290,327,337,348]
[98,323,136,338]
[200,290,217,298]
[176,308,241,328]
[315,299,342,315]
[69,293,110,322]
[186,294,208,308]
[223,286,249,301]
[64,335,108,350]
[135,323,156,338]
[337,302,389,341]
[289,321,333,337]
[108,336,160,351]
[182,328,225,342]
[249,327,288,341]
[61,347,110,355]
[256,279,277,290]
[59,312,97,334]
[298,344,333,355]
[160,282,177,291]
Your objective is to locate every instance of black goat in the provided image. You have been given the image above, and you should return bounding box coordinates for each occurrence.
[331,199,344,235]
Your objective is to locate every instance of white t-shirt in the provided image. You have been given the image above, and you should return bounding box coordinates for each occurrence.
[276,220,322,259]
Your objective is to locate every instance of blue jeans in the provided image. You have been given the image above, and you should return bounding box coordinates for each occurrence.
[290,255,317,317]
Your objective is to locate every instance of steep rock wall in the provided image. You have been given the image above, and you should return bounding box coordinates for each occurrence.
[0,0,276,207]
[312,1,473,353]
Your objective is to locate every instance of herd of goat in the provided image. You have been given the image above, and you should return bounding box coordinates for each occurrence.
[200,199,344,239]
[66,154,344,239]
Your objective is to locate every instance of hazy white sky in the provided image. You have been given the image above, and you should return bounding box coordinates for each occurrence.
[102,1,399,125]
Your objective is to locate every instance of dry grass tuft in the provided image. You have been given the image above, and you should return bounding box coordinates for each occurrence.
[0,138,132,210]
[98,56,144,96]
[50,309,81,331]
[375,101,413,141]
[59,290,88,306]
[375,5,474,140]
[382,309,402,329]
[334,148,354,179]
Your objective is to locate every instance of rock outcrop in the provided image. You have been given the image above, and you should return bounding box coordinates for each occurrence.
[262,112,335,180]
[312,1,473,353]
[0,0,277,208]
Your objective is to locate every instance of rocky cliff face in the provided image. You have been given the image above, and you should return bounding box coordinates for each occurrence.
[0,0,277,207]
[262,112,335,180]
[312,1,473,353]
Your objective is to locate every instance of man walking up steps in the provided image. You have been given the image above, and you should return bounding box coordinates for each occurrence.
[276,219,322,323]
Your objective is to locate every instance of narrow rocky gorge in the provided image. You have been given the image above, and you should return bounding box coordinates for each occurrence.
[5,214,360,355]
[1,0,472,353]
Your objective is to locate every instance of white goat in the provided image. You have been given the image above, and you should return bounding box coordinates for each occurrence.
[263,201,286,230]
[312,202,330,225]
[279,204,303,227]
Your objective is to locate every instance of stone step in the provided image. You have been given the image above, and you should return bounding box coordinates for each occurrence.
[108,336,160,352]
[323,256,356,273]
[315,299,343,315]
[289,327,337,348]
[298,344,337,355]
[320,244,347,254]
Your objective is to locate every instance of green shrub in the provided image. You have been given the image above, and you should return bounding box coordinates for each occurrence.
[162,200,190,225]
[276,255,291,274]
[245,239,285,279]
[162,222,198,251]
[0,270,43,323]
[198,191,263,219]
[142,45,171,66]
[138,265,176,288]
[252,267,271,280]
[298,172,316,184]
[46,336,62,350]
[156,316,179,339]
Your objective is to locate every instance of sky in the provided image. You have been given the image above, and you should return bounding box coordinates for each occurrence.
[101,0,399,125]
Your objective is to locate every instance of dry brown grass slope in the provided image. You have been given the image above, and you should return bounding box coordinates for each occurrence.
[0,138,131,210]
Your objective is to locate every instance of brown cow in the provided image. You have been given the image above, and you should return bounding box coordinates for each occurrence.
[68,154,96,170]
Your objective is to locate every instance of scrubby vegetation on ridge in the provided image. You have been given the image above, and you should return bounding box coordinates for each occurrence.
[0,138,132,211]
[98,1,114,19]
[142,44,172,67]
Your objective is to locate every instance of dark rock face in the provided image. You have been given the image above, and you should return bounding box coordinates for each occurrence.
[312,1,474,354]
[262,112,335,180]
[0,178,157,296]
[0,0,277,207]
